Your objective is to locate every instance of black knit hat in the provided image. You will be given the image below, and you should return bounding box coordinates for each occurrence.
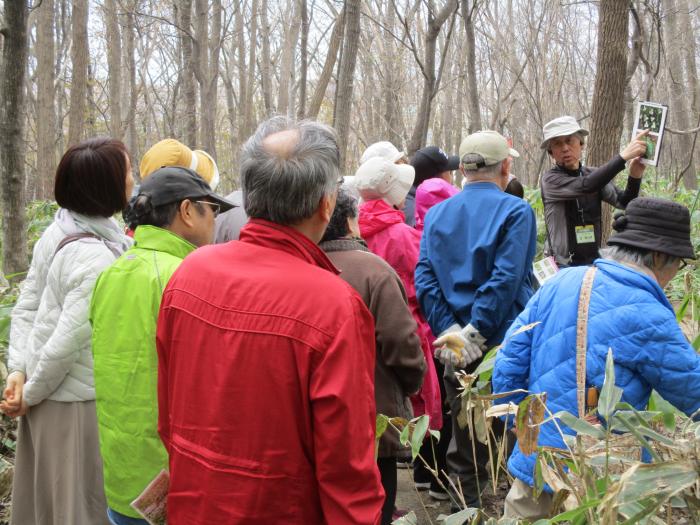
[607,197,695,259]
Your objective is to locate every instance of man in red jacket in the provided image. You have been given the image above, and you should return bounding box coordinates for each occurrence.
[156,117,384,525]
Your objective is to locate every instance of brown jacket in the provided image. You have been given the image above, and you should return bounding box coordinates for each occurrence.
[321,238,426,458]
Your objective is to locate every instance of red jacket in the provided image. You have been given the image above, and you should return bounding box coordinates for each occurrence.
[359,199,442,429]
[157,219,384,525]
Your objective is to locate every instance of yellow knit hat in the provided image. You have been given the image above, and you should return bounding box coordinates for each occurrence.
[139,139,220,190]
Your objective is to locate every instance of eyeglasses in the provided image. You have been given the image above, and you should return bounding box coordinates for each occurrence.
[680,259,689,270]
[194,200,221,217]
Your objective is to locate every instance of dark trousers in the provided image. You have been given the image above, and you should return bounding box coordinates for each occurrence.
[377,457,398,525]
[444,361,514,507]
[414,360,451,491]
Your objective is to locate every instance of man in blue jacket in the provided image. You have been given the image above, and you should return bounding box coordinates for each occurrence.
[493,196,700,520]
[415,130,537,508]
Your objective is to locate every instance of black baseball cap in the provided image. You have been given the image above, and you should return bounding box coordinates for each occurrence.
[411,146,460,184]
[138,166,235,211]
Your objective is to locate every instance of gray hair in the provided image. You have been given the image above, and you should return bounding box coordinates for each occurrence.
[461,154,503,180]
[599,245,679,271]
[240,116,340,224]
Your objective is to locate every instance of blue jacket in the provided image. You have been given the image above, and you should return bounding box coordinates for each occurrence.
[493,259,700,489]
[415,182,537,346]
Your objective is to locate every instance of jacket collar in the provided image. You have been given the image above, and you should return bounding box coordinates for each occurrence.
[594,259,674,313]
[358,199,405,237]
[240,219,340,275]
[132,225,196,260]
[319,238,370,254]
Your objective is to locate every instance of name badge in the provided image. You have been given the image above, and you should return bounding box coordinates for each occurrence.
[575,225,595,244]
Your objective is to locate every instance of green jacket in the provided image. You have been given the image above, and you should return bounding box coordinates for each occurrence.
[89,225,196,517]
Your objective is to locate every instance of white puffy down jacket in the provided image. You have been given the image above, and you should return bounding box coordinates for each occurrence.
[8,210,131,406]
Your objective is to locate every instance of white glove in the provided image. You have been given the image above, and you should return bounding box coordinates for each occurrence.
[433,324,487,368]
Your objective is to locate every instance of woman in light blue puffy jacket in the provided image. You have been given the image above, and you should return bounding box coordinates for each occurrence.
[493,195,700,520]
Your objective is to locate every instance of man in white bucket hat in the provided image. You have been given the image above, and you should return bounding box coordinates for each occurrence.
[540,115,648,266]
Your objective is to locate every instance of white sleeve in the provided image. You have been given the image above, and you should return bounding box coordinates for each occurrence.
[22,247,113,405]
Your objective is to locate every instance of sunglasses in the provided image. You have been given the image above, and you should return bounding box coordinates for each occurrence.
[195,200,221,217]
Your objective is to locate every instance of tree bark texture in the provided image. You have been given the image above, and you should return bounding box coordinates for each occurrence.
[0,0,29,276]
[124,3,139,178]
[244,0,258,134]
[664,0,696,189]
[587,0,629,245]
[307,10,344,119]
[297,0,309,119]
[277,0,301,115]
[67,0,89,147]
[333,0,362,169]
[463,0,481,133]
[104,0,123,139]
[37,0,56,199]
[180,0,197,147]
[260,0,273,116]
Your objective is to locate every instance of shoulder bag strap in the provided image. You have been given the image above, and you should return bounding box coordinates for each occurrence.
[53,232,102,257]
[576,266,597,418]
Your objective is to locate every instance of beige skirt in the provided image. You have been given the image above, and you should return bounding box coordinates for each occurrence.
[10,399,110,525]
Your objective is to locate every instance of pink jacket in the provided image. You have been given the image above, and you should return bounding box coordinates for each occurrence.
[359,199,442,429]
[414,178,459,231]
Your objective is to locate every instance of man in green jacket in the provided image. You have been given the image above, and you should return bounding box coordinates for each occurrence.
[89,167,234,525]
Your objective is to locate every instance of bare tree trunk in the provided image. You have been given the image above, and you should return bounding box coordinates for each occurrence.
[235,1,247,140]
[297,0,309,119]
[67,0,89,147]
[587,0,629,245]
[333,0,362,168]
[0,0,29,276]
[307,10,344,119]
[407,0,458,155]
[664,0,696,189]
[382,7,402,147]
[124,2,139,178]
[194,0,220,156]
[678,0,700,169]
[277,0,301,114]
[260,0,273,116]
[462,0,481,133]
[245,0,258,134]
[180,0,197,146]
[104,0,123,139]
[37,0,56,199]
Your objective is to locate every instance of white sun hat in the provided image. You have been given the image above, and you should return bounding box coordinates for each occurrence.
[540,116,589,150]
[354,157,415,207]
[360,141,406,165]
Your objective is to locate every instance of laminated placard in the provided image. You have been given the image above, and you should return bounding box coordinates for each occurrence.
[632,101,668,167]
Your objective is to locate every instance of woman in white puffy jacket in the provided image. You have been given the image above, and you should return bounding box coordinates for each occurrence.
[1,138,134,525]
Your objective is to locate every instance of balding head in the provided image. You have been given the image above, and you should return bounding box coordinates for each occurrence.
[262,129,301,160]
[241,116,340,225]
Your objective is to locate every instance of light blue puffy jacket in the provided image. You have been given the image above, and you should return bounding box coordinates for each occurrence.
[493,259,700,489]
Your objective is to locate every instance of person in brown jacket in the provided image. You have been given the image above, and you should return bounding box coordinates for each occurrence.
[320,186,427,525]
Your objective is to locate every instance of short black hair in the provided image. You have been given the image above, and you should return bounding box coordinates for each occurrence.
[54,138,129,217]
[321,186,358,243]
[505,177,524,198]
[124,195,206,230]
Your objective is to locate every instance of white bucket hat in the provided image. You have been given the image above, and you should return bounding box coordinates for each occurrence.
[540,116,589,150]
[354,157,415,207]
[360,141,406,165]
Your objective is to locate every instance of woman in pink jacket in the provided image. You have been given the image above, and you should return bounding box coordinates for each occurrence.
[354,157,443,443]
